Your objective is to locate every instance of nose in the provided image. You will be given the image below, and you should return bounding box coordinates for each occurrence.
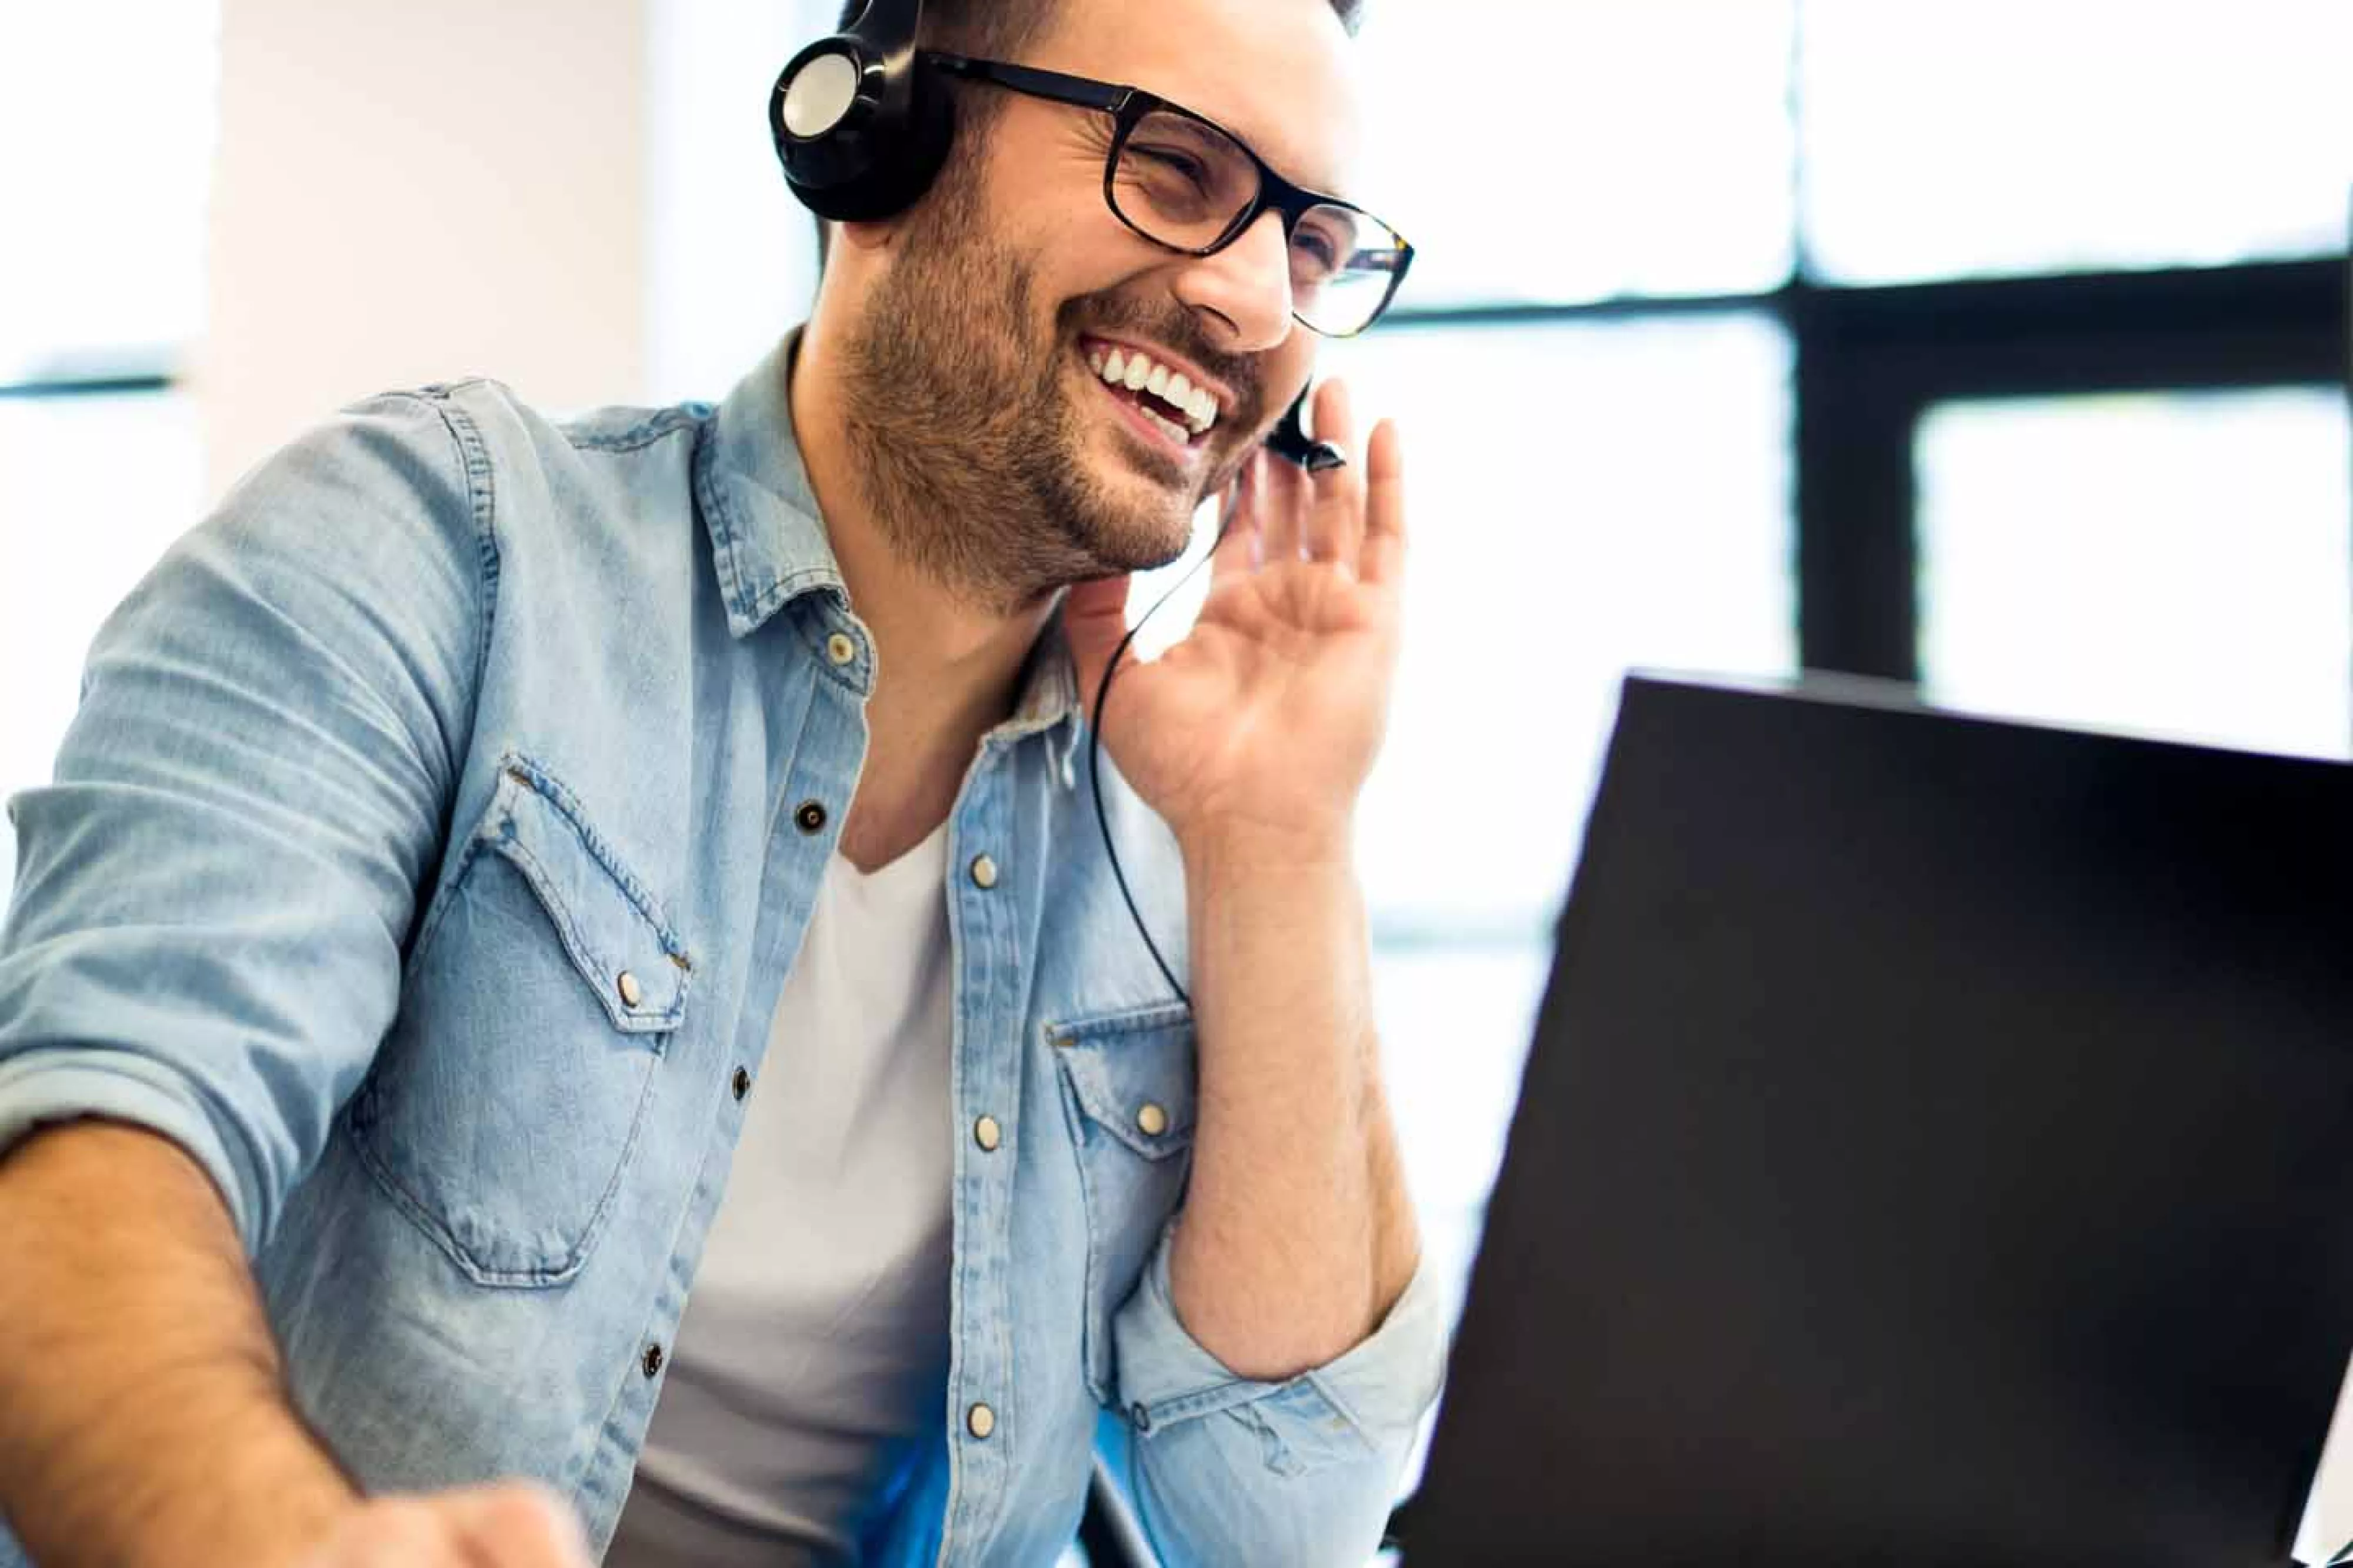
[1169,209,1296,355]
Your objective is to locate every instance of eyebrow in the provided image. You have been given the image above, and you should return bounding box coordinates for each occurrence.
[936,52,1356,205]
[1158,91,1354,202]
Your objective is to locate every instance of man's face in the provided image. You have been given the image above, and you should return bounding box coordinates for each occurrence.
[839,0,1365,607]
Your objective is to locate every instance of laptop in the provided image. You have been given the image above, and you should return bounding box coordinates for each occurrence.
[1401,674,2353,1567]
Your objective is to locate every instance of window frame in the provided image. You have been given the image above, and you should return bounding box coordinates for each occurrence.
[1379,254,2351,686]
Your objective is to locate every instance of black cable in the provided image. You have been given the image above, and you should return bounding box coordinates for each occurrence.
[1087,488,1247,1013]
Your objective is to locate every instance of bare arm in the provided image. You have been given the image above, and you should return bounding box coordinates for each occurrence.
[1167,829,1420,1380]
[0,1120,357,1568]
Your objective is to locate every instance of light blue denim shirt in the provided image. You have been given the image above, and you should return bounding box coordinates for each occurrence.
[0,340,1445,1567]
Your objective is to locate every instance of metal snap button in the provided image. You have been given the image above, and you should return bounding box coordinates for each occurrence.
[969,854,999,890]
[641,1343,665,1379]
[1135,1102,1169,1137]
[974,1115,1002,1152]
[794,800,828,835]
[967,1402,996,1440]
[732,1066,752,1102]
[617,971,645,1009]
[826,632,857,666]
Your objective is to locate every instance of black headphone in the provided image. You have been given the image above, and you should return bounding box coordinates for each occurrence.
[771,0,955,223]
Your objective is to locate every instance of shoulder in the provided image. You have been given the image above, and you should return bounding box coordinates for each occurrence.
[394,379,715,492]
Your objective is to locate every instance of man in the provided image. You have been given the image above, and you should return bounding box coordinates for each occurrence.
[0,0,1441,1563]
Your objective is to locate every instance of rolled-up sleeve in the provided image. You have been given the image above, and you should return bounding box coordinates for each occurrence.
[0,389,488,1257]
[1106,1219,1449,1567]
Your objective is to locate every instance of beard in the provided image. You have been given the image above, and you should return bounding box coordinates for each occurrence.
[837,161,1262,614]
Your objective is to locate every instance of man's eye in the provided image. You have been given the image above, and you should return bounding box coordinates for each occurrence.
[1292,225,1348,277]
[1132,145,1210,186]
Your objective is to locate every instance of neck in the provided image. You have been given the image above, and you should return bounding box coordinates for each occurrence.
[790,316,1063,868]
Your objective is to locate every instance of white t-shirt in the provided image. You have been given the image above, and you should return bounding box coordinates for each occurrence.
[609,823,955,1568]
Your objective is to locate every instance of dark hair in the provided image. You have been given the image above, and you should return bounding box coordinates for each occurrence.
[835,0,1365,47]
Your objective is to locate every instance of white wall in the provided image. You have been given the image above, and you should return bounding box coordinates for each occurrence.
[200,0,650,498]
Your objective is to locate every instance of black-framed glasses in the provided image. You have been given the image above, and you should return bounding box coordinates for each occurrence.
[926,52,1414,338]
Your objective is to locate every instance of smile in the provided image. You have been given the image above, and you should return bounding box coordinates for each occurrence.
[1080,338,1224,454]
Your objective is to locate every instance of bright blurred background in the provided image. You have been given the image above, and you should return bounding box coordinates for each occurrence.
[4,0,2351,1540]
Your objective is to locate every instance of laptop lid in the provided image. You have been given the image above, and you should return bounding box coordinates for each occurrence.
[1407,675,2353,1566]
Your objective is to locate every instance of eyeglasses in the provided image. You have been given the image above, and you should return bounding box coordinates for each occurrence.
[925,52,1414,339]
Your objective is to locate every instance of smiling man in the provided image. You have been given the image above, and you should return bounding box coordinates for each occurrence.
[0,1,1440,1565]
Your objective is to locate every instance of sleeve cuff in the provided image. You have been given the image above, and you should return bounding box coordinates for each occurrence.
[1111,1217,1449,1456]
[0,1053,263,1252]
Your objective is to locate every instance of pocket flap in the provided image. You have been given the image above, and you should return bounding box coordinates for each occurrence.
[482,758,691,1033]
[1054,1003,1198,1159]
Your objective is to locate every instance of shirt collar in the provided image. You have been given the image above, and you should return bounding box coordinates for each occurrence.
[694,331,845,640]
[694,331,1085,752]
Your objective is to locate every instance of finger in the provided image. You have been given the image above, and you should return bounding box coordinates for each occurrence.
[1258,432,1314,563]
[1302,378,1368,569]
[1359,418,1408,587]
[308,1501,449,1568]
[1061,575,1134,722]
[1208,455,1262,583]
[438,1482,593,1567]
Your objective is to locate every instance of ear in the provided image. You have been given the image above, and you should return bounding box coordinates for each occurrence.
[832,215,901,256]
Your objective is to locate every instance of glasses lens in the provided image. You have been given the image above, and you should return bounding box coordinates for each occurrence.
[1289,202,1407,336]
[1109,106,1410,336]
[1110,107,1259,251]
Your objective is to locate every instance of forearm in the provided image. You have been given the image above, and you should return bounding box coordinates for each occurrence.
[0,1121,358,1568]
[1168,825,1419,1381]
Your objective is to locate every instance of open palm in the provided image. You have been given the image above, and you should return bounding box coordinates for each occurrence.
[1066,381,1407,850]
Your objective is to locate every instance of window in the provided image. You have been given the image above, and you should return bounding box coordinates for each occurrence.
[1351,0,1797,307]
[1801,0,2353,285]
[0,5,218,382]
[1918,388,2353,756]
[1,2,219,914]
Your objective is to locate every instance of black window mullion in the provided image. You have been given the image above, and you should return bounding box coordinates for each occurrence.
[1792,256,2349,682]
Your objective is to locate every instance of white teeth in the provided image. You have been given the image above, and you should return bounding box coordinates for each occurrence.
[1089,341,1218,437]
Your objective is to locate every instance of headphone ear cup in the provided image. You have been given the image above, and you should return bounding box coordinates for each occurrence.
[779,52,956,224]
[839,58,956,222]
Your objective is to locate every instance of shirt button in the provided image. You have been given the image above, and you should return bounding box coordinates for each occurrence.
[794,800,828,835]
[969,854,999,890]
[641,1343,665,1379]
[1131,1402,1153,1433]
[731,1066,752,1102]
[974,1115,1002,1152]
[966,1402,996,1440]
[616,971,645,1009]
[1135,1102,1169,1137]
[826,632,857,666]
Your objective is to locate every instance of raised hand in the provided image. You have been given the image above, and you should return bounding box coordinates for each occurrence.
[1066,378,1406,855]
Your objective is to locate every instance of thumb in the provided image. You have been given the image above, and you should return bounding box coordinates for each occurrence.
[438,1481,592,1566]
[1062,576,1132,723]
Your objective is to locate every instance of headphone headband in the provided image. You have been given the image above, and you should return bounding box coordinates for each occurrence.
[772,0,955,223]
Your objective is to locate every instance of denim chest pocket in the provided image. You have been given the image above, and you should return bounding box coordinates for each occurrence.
[349,755,692,1286]
[1051,1002,1198,1404]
